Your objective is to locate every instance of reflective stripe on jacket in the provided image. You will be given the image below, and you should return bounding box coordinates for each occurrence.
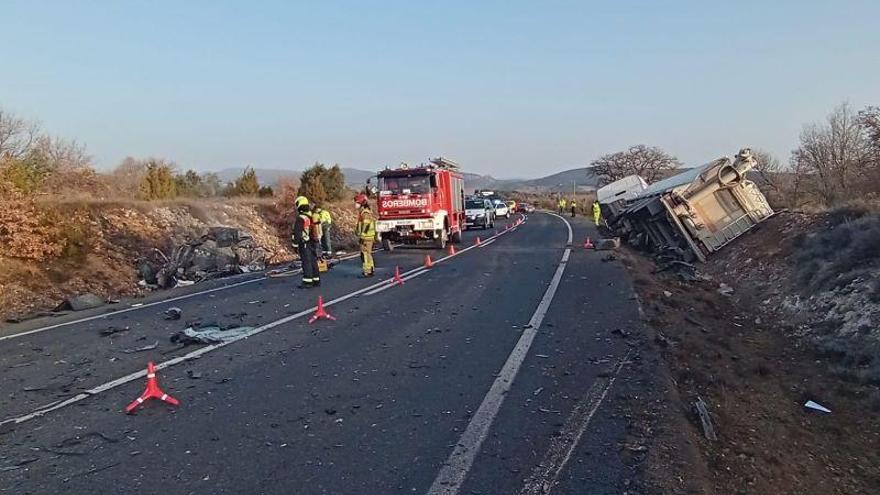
[292,213,311,246]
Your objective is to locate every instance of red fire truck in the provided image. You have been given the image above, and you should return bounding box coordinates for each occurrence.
[374,157,465,250]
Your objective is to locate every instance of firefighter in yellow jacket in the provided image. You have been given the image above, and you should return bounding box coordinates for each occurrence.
[592,200,602,226]
[355,193,376,277]
[292,196,320,288]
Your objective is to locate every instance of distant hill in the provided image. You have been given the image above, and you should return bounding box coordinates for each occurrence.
[213,166,600,193]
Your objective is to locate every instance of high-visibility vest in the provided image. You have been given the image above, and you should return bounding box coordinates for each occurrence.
[357,209,376,240]
[319,210,332,225]
[298,213,311,242]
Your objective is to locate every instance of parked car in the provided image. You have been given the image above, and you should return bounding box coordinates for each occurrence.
[517,202,535,213]
[492,199,510,218]
[465,197,495,230]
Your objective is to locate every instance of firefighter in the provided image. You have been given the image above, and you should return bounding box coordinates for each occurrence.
[570,199,577,218]
[311,206,323,259]
[355,193,376,277]
[292,196,320,288]
[592,200,602,226]
[558,197,567,214]
[315,205,333,258]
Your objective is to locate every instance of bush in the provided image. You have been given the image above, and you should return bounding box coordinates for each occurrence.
[137,160,177,200]
[298,163,346,203]
[227,166,260,197]
[794,210,880,291]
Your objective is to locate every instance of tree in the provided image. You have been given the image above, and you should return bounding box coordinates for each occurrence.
[323,164,346,200]
[174,170,203,197]
[298,163,328,203]
[789,103,873,204]
[199,172,222,197]
[258,185,274,197]
[138,159,177,200]
[228,166,260,196]
[0,108,40,159]
[751,149,782,192]
[589,144,681,185]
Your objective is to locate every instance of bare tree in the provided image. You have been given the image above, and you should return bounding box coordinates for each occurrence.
[750,149,782,192]
[0,108,41,159]
[34,135,91,171]
[790,103,872,204]
[589,144,681,185]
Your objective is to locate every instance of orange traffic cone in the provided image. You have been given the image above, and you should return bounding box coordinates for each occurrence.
[448,244,456,255]
[393,265,405,285]
[583,237,594,249]
[424,255,434,268]
[309,296,336,323]
[125,362,179,414]
[475,237,481,246]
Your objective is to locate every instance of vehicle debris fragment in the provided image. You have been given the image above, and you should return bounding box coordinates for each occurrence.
[123,341,159,353]
[170,325,255,345]
[693,397,717,441]
[804,400,831,414]
[164,307,182,320]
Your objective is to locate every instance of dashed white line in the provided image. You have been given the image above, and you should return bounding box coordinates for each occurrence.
[426,213,571,495]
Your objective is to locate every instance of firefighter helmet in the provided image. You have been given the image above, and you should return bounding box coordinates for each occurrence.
[294,196,309,208]
[354,193,368,205]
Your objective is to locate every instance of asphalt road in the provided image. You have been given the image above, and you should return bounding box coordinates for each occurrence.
[0,212,648,495]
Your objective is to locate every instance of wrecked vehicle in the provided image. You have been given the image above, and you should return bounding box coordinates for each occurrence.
[599,148,774,262]
[140,226,271,288]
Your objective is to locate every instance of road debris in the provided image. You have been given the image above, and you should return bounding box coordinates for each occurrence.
[693,397,717,441]
[123,341,159,353]
[596,237,621,250]
[0,457,39,472]
[170,325,255,345]
[718,283,735,296]
[164,307,182,320]
[804,400,832,414]
[99,326,130,337]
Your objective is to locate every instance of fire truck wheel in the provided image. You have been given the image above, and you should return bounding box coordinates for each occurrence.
[435,230,448,249]
[382,238,394,252]
[450,229,462,244]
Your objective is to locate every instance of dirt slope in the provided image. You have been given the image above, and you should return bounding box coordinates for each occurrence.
[623,210,880,494]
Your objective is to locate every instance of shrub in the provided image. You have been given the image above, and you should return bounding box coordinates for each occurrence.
[137,160,177,200]
[794,211,880,291]
[298,163,346,203]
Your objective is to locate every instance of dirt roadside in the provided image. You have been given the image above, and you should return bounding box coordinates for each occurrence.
[618,211,880,494]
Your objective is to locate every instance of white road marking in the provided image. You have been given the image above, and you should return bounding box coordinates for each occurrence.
[426,213,571,495]
[477,238,497,248]
[0,217,529,428]
[363,268,430,296]
[519,352,632,495]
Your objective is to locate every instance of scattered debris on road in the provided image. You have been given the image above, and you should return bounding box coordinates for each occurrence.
[170,325,255,345]
[692,397,717,441]
[122,341,158,353]
[164,307,182,320]
[53,293,105,312]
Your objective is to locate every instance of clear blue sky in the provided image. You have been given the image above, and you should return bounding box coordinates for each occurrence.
[1,1,878,178]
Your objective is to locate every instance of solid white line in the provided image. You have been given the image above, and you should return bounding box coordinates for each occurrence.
[477,239,497,248]
[519,352,631,495]
[0,220,530,428]
[426,213,571,495]
[0,250,369,342]
[363,268,430,296]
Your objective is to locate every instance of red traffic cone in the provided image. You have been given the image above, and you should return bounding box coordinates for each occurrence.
[583,237,594,249]
[448,244,456,255]
[475,237,482,246]
[309,295,336,323]
[424,255,434,268]
[393,265,405,285]
[125,362,179,414]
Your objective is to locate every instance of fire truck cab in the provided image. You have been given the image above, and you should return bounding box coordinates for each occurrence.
[375,157,465,250]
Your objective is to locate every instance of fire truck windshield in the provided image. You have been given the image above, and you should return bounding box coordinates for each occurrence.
[378,174,431,195]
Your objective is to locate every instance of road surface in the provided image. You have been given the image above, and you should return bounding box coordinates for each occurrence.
[0,212,648,494]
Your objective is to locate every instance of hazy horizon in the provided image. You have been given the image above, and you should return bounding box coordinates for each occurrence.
[1,1,877,178]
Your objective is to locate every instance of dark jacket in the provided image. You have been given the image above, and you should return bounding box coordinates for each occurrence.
[292,208,312,248]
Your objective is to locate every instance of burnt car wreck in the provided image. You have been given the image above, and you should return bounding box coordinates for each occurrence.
[598,148,774,262]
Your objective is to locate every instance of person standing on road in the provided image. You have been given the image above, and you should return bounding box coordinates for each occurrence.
[355,193,376,278]
[592,200,602,226]
[316,205,333,258]
[558,198,567,214]
[570,199,577,218]
[292,196,320,288]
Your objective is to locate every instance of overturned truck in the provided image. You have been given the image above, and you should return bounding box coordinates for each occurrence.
[599,148,774,262]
